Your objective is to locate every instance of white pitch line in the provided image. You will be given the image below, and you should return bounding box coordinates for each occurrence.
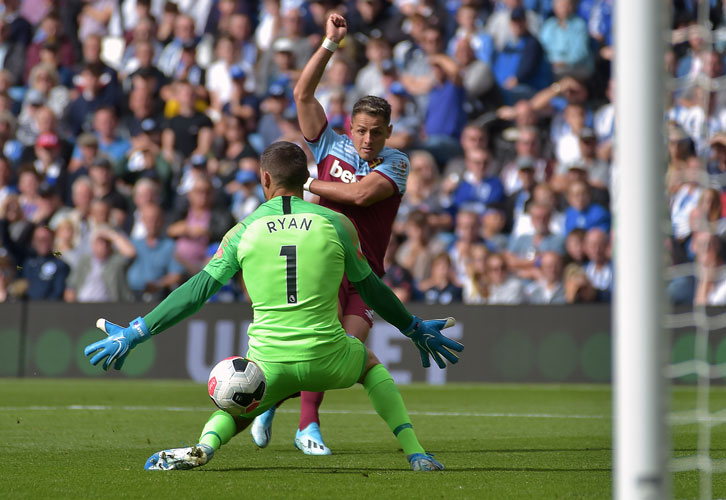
[0,405,610,419]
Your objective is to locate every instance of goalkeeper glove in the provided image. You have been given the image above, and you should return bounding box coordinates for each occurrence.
[401,316,464,369]
[84,317,151,371]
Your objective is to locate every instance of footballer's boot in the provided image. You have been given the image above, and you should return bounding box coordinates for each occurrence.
[407,453,445,471]
[294,422,332,455]
[144,443,214,471]
[250,406,276,448]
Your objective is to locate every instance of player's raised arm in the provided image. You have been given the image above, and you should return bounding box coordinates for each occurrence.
[293,14,347,140]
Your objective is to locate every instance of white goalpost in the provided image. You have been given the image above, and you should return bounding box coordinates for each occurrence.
[613,0,669,498]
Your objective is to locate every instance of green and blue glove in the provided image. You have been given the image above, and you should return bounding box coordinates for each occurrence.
[84,317,151,371]
[402,316,464,369]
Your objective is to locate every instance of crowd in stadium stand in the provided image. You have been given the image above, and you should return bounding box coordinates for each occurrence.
[0,0,714,307]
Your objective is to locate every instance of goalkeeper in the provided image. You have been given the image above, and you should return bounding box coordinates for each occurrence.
[84,141,463,472]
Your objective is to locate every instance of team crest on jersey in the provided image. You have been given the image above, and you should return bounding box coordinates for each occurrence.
[369,157,384,169]
[391,158,407,176]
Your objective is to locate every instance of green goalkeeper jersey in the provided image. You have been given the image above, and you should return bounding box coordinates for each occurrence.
[204,195,372,362]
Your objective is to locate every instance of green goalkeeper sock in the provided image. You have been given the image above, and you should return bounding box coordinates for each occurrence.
[363,364,425,456]
[199,410,237,450]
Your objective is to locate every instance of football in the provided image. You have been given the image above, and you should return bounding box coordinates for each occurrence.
[208,356,267,416]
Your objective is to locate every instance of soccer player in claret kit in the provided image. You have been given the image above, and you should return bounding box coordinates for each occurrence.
[83,142,463,471]
[250,13,412,456]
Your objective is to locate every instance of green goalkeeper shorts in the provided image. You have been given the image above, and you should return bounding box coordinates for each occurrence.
[243,335,367,419]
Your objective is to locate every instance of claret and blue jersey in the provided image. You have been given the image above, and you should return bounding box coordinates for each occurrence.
[305,123,410,276]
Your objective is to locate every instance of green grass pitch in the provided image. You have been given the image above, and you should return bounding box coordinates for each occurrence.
[1,380,724,499]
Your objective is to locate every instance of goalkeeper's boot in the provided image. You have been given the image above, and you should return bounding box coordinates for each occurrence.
[250,406,276,448]
[144,443,214,471]
[407,453,445,471]
[294,422,332,455]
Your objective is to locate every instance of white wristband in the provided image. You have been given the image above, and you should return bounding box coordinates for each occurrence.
[303,177,314,191]
[321,38,339,52]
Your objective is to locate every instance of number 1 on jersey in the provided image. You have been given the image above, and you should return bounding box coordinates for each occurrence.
[280,245,297,304]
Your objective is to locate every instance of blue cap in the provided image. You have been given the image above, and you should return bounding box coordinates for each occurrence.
[268,83,286,97]
[140,118,158,133]
[389,81,408,97]
[235,170,258,184]
[190,154,207,167]
[229,65,246,80]
[511,6,526,21]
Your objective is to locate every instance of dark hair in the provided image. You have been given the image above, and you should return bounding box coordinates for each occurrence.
[352,96,391,124]
[260,141,308,189]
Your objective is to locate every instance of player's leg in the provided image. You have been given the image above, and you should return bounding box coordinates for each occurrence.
[359,348,444,471]
[145,410,252,471]
[146,360,294,470]
[296,278,373,454]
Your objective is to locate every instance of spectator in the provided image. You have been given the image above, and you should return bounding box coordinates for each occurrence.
[65,62,118,135]
[0,193,34,264]
[445,147,505,215]
[19,225,70,301]
[500,126,549,196]
[448,4,494,65]
[88,158,129,228]
[564,180,610,235]
[449,209,485,283]
[77,107,131,164]
[481,207,510,252]
[486,0,542,51]
[396,150,447,232]
[227,168,264,222]
[0,156,16,207]
[526,251,567,304]
[0,17,25,86]
[21,64,70,120]
[225,66,261,134]
[494,7,551,105]
[256,82,292,148]
[24,12,76,83]
[583,227,612,302]
[690,188,726,238]
[385,82,421,151]
[206,35,243,114]
[211,114,259,185]
[563,262,597,303]
[128,178,162,240]
[417,252,463,305]
[78,0,115,41]
[53,217,83,270]
[31,132,66,193]
[157,14,198,78]
[397,210,443,283]
[669,156,703,259]
[422,53,468,163]
[461,243,489,305]
[383,234,416,303]
[539,0,593,78]
[167,176,234,274]
[504,157,537,231]
[50,176,94,255]
[127,204,184,301]
[64,226,136,302]
[693,232,726,306]
[506,201,565,280]
[161,80,214,160]
[17,167,42,223]
[0,250,21,302]
[355,37,393,100]
[485,252,526,304]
